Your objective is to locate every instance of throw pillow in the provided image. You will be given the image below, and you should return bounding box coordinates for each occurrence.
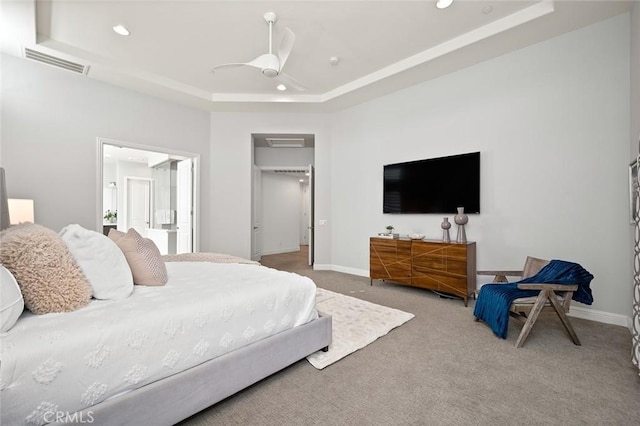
[114,228,168,286]
[107,228,126,243]
[60,224,134,300]
[1,265,24,332]
[0,223,92,314]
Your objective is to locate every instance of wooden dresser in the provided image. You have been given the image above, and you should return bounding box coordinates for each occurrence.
[369,237,476,306]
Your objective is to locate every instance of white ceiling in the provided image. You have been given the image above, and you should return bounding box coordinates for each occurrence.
[0,1,632,113]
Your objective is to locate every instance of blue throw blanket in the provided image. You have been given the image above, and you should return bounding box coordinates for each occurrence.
[473,260,594,339]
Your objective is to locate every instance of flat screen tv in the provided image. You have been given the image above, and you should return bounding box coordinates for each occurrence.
[383,152,480,214]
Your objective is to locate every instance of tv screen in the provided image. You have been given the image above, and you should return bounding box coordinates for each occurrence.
[383,152,480,214]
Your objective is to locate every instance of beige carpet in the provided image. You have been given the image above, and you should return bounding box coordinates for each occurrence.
[306,288,414,369]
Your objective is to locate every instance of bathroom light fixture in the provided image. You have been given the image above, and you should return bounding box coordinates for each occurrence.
[112,25,130,36]
[436,0,454,9]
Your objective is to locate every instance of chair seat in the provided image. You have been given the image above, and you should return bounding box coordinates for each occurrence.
[513,294,565,304]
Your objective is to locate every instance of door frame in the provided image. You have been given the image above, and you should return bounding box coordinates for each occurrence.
[96,137,201,251]
[307,164,314,266]
[251,165,262,261]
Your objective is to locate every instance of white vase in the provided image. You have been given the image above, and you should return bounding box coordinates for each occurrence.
[454,207,468,243]
[441,217,451,243]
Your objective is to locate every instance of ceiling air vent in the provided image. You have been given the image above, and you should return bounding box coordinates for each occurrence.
[23,48,89,75]
[273,169,306,174]
[266,138,305,148]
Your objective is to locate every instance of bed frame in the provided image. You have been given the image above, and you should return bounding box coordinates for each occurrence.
[0,169,331,425]
[52,314,331,425]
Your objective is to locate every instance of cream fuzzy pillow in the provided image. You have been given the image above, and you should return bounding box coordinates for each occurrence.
[0,223,92,314]
[114,228,168,286]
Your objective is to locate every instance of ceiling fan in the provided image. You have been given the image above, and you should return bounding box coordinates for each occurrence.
[210,12,306,91]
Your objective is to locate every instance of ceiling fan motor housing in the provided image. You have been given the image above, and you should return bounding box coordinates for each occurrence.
[261,54,280,77]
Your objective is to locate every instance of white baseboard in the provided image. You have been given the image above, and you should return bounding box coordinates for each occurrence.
[312,264,333,271]
[320,264,632,329]
[569,306,631,328]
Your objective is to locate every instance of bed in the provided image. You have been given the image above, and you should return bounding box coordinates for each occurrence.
[0,170,331,426]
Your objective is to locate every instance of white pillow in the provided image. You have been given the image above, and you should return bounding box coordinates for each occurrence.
[1,265,24,332]
[60,224,133,300]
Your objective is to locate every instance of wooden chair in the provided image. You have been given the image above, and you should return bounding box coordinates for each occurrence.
[477,256,581,348]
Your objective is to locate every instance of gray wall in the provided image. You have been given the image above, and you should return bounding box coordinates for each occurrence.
[261,172,303,255]
[209,113,331,261]
[329,13,630,320]
[1,11,636,323]
[0,54,211,249]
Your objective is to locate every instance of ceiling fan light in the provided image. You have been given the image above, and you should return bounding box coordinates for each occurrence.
[436,0,454,10]
[112,24,130,36]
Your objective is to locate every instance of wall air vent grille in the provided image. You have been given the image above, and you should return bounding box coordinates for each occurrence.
[23,48,89,75]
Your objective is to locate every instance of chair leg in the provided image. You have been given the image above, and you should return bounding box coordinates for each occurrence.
[548,292,581,346]
[515,290,549,348]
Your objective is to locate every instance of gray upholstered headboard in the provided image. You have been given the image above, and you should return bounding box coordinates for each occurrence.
[0,167,10,230]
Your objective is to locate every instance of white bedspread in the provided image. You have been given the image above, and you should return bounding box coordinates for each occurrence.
[0,262,318,426]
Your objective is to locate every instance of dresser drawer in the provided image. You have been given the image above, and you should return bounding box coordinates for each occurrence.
[369,237,476,306]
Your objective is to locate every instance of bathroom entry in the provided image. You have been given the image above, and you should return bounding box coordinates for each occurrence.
[98,138,200,253]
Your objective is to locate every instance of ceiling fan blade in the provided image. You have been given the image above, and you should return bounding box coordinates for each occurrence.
[211,56,271,74]
[276,72,307,92]
[277,28,295,70]
[247,53,279,72]
[210,63,248,73]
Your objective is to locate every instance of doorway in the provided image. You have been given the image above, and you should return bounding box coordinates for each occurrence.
[251,133,315,266]
[97,138,200,253]
[259,245,311,272]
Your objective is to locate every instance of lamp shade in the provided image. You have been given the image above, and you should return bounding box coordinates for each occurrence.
[0,168,9,231]
[8,199,34,225]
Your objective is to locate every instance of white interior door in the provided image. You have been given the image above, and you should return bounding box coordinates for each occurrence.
[308,165,314,266]
[251,165,262,261]
[126,178,151,235]
[176,159,193,253]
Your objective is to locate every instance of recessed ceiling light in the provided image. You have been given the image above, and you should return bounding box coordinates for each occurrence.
[112,25,130,36]
[436,0,454,9]
[277,84,287,91]
[481,5,493,14]
[329,56,340,66]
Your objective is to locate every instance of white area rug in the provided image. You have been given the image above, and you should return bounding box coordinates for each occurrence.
[306,288,415,369]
